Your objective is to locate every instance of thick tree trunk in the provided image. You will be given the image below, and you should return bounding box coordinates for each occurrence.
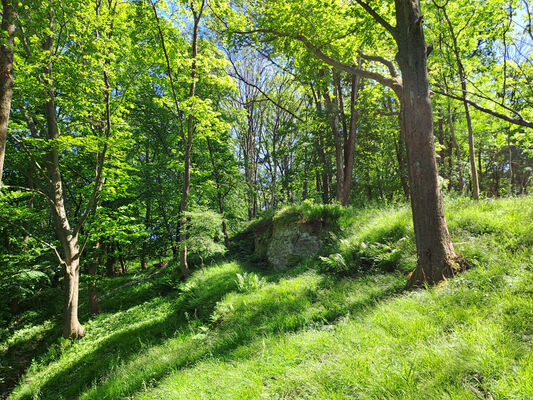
[394,0,461,287]
[0,0,15,184]
[63,257,85,338]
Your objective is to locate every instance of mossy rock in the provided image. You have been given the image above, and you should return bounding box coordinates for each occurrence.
[232,204,343,269]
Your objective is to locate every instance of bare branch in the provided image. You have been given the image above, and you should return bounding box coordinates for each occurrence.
[433,89,533,129]
[228,56,304,122]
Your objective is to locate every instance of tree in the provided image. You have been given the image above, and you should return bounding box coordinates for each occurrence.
[229,0,462,285]
[0,0,15,184]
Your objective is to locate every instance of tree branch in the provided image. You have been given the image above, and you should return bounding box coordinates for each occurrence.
[2,185,56,208]
[358,51,399,78]
[0,214,65,265]
[9,132,53,185]
[228,56,304,122]
[232,28,403,94]
[433,89,533,129]
[353,0,397,39]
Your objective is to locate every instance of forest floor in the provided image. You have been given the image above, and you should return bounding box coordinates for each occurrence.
[2,196,533,400]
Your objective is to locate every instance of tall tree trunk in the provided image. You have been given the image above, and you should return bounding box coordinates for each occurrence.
[118,243,127,274]
[0,0,15,184]
[324,70,361,206]
[394,0,460,287]
[340,72,362,206]
[206,137,230,247]
[178,1,205,278]
[311,85,332,204]
[88,239,101,316]
[141,140,151,270]
[322,77,344,203]
[439,5,480,199]
[447,103,464,193]
[42,10,85,338]
[508,133,513,196]
[106,242,116,276]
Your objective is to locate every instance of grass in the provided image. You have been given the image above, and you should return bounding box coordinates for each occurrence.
[4,196,533,399]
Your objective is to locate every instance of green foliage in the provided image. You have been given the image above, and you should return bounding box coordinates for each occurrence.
[234,272,265,293]
[3,196,533,400]
[319,206,414,275]
[180,209,226,263]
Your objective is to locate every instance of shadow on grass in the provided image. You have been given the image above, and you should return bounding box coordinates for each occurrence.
[13,265,241,400]
[2,263,181,398]
[15,262,405,400]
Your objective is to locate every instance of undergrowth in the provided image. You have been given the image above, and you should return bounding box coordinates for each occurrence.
[4,196,533,400]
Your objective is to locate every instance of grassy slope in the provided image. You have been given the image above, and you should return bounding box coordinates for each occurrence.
[6,196,533,400]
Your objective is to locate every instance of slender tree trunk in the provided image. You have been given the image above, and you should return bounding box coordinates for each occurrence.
[340,72,362,206]
[106,242,116,276]
[447,104,464,193]
[88,239,101,316]
[322,79,344,203]
[179,1,205,278]
[0,0,15,184]
[324,70,361,206]
[206,137,230,247]
[394,0,460,287]
[302,145,308,200]
[115,243,126,274]
[440,5,479,199]
[396,108,410,199]
[42,10,85,338]
[508,133,513,196]
[141,140,151,270]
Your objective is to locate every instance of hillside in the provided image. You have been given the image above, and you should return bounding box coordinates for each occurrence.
[3,196,533,400]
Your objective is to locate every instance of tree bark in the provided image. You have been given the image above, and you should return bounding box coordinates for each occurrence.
[439,4,480,199]
[178,0,205,278]
[206,137,230,247]
[394,0,461,287]
[447,103,464,192]
[141,139,151,270]
[0,0,15,184]
[88,239,101,316]
[42,10,85,338]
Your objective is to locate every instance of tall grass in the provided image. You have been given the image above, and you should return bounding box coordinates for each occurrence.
[6,196,533,400]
